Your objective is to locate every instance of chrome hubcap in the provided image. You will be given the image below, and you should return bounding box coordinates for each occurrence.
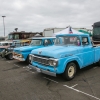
[68,66,75,77]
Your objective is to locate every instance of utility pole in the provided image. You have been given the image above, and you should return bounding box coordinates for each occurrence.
[2,16,6,37]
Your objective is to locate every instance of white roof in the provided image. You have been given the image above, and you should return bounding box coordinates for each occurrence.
[53,26,84,36]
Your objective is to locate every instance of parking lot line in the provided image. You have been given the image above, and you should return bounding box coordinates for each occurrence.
[93,67,97,69]
[6,61,11,63]
[43,77,59,83]
[71,84,78,88]
[14,64,20,67]
[26,69,35,73]
[64,85,100,100]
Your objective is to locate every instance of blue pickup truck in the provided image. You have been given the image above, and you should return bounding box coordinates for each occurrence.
[13,37,55,63]
[29,34,100,80]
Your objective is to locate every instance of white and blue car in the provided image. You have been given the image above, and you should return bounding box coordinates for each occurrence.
[29,34,100,80]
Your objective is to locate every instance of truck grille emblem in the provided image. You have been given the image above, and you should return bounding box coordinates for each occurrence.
[38,51,42,54]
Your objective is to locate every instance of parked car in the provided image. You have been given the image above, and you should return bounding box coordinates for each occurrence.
[0,39,31,60]
[0,41,13,53]
[13,37,55,64]
[29,34,100,80]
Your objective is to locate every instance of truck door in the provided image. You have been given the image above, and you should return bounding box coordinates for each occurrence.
[82,37,94,67]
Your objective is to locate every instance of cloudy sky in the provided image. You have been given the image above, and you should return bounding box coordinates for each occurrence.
[0,0,100,36]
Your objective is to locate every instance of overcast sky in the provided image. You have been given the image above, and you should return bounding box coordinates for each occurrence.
[0,0,100,36]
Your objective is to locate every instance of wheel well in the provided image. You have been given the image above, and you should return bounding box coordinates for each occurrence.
[67,60,80,70]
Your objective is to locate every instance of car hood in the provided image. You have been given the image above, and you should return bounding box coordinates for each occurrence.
[14,45,42,52]
[31,45,81,59]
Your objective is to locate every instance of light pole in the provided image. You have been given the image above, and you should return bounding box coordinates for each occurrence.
[2,16,6,37]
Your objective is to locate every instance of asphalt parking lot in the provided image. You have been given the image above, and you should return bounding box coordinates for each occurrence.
[0,57,100,100]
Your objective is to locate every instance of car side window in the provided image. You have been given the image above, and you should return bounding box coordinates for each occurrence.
[52,39,55,44]
[44,39,52,46]
[82,37,89,45]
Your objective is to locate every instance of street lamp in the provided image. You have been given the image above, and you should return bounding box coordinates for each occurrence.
[2,16,6,37]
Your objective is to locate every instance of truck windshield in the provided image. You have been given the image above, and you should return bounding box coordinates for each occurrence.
[93,27,100,35]
[30,39,42,46]
[54,36,80,46]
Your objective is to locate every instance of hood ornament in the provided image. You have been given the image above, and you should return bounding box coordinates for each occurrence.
[38,51,42,55]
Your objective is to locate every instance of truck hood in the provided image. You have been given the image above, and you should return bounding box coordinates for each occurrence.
[31,45,81,59]
[14,45,42,52]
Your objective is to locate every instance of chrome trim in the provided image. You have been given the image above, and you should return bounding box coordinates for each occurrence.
[32,55,49,66]
[31,55,58,66]
[28,64,56,77]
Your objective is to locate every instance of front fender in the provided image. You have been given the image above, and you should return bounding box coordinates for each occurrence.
[64,56,83,70]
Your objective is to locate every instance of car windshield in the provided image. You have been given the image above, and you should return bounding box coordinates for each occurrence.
[54,36,81,46]
[30,39,42,46]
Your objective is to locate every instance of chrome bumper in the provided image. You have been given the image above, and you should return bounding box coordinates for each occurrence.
[13,56,25,61]
[28,64,56,77]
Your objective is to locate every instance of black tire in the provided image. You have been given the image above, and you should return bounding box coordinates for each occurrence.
[63,62,77,81]
[26,55,31,64]
[6,53,13,60]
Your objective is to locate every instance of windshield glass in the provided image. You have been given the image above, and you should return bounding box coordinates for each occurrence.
[14,34,19,39]
[93,27,100,35]
[30,39,42,46]
[8,34,13,40]
[54,36,81,46]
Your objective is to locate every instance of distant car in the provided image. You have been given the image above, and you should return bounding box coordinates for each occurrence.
[13,37,55,64]
[0,39,31,60]
[0,41,13,52]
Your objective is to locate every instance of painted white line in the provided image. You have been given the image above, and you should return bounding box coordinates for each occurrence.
[64,85,100,100]
[26,66,29,68]
[23,67,26,68]
[6,61,11,63]
[71,84,78,88]
[25,69,35,73]
[14,64,20,67]
[43,77,58,83]
[32,72,35,73]
[29,71,35,73]
[93,67,97,69]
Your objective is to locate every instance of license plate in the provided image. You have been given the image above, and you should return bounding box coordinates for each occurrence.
[36,68,41,72]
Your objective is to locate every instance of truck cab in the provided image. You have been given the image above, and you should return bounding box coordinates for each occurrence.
[13,37,55,63]
[29,34,100,80]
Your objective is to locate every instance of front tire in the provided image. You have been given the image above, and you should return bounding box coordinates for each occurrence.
[6,53,13,60]
[63,62,76,81]
[26,55,31,64]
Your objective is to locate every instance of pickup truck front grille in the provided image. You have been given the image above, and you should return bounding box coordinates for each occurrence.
[32,55,49,66]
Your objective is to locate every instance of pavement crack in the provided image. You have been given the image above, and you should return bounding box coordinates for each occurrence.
[83,73,96,98]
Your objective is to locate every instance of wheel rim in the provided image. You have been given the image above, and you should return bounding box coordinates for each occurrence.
[68,65,75,78]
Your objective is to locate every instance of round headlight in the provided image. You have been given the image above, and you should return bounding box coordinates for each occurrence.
[49,60,53,66]
[52,61,57,66]
[49,59,58,67]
